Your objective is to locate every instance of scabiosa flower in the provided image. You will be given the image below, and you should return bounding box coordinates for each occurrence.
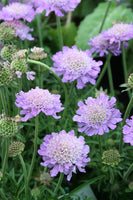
[123,116,133,146]
[0,23,16,41]
[102,149,120,167]
[52,46,102,89]
[38,130,90,181]
[73,93,122,136]
[32,0,81,16]
[2,20,34,40]
[26,71,35,80]
[15,87,64,121]
[29,46,47,60]
[0,2,36,22]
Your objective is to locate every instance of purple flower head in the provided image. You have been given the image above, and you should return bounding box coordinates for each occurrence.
[2,20,34,40]
[38,130,90,181]
[123,116,133,146]
[15,87,64,121]
[52,46,102,89]
[16,71,22,78]
[31,0,81,16]
[73,93,122,136]
[0,2,36,22]
[26,71,35,80]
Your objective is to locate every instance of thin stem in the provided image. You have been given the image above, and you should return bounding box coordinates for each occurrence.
[83,53,111,99]
[56,16,63,50]
[65,11,72,27]
[27,115,39,184]
[98,1,111,33]
[124,162,133,181]
[27,58,68,118]
[54,173,64,196]
[2,138,9,177]
[109,167,114,184]
[107,54,114,96]
[119,93,133,154]
[122,42,131,99]
[0,87,8,114]
[98,135,102,156]
[19,154,29,200]
[36,14,43,47]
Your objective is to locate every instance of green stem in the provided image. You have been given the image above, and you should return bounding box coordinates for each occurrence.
[119,93,133,154]
[122,42,131,99]
[27,115,39,184]
[98,135,102,156]
[53,173,64,196]
[0,189,8,200]
[56,16,63,50]
[0,87,8,114]
[2,138,9,177]
[27,58,68,118]
[19,154,29,200]
[83,53,111,99]
[107,54,114,96]
[109,167,114,184]
[124,162,133,181]
[36,14,43,47]
[98,1,111,33]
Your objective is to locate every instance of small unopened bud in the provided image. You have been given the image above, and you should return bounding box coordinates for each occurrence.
[106,138,115,146]
[40,172,53,186]
[0,62,15,86]
[12,49,28,60]
[128,73,133,89]
[95,88,107,98]
[102,149,120,167]
[11,58,28,74]
[9,141,25,157]
[0,171,3,181]
[0,23,16,42]
[129,181,133,190]
[1,45,17,62]
[31,187,40,197]
[29,46,47,60]
[0,115,19,137]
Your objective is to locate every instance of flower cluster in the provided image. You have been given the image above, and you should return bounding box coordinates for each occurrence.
[31,0,81,16]
[0,2,35,22]
[38,130,90,181]
[15,87,64,121]
[52,45,102,89]
[73,93,122,136]
[89,23,133,56]
[123,116,133,146]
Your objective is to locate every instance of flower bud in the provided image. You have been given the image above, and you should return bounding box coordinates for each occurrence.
[0,23,16,42]
[0,115,19,137]
[11,58,28,73]
[1,45,17,62]
[31,188,40,197]
[102,149,120,167]
[9,141,25,157]
[12,49,28,60]
[29,46,47,60]
[0,171,3,181]
[0,62,15,86]
[128,73,133,89]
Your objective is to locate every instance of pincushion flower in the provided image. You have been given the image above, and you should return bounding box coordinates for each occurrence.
[51,46,102,89]
[15,87,64,121]
[2,20,34,40]
[73,93,122,136]
[31,0,81,16]
[0,2,36,22]
[123,116,133,146]
[38,130,90,181]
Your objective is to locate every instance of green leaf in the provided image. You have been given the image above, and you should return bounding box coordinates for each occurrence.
[75,2,133,50]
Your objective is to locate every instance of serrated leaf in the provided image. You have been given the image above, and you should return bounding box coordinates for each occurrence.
[75,2,133,50]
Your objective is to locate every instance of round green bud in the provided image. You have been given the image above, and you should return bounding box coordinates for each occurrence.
[0,23,16,42]
[40,172,53,186]
[0,62,15,86]
[0,115,19,137]
[102,149,120,167]
[129,181,133,190]
[31,188,40,197]
[128,73,133,89]
[9,141,25,157]
[1,45,17,62]
[11,58,28,73]
[106,138,115,146]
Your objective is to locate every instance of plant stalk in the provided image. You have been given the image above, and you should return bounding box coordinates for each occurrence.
[53,173,64,196]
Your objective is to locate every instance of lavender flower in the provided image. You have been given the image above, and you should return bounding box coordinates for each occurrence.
[31,0,81,16]
[73,93,122,136]
[89,23,133,56]
[15,87,64,121]
[26,71,35,80]
[38,130,90,181]
[52,46,102,89]
[2,20,34,40]
[123,116,133,146]
[0,2,36,22]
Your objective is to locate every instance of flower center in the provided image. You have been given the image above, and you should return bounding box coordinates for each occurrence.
[47,134,83,165]
[86,103,107,125]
